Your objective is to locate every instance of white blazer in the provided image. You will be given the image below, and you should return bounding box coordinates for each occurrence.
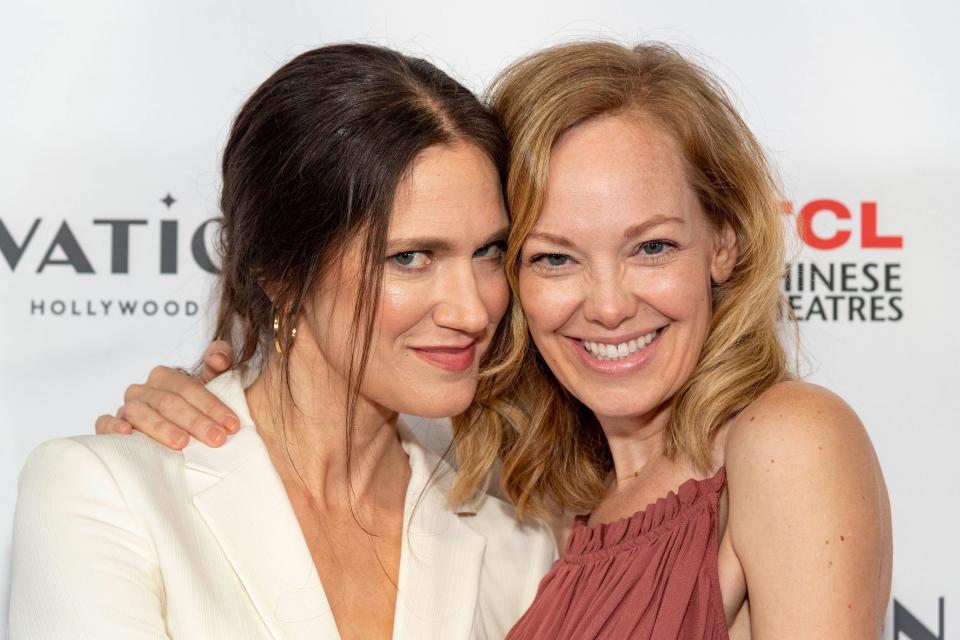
[9,369,557,639]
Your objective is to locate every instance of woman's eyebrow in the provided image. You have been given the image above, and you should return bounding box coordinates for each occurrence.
[386,225,509,253]
[386,237,452,252]
[526,232,575,248]
[622,215,685,239]
[482,226,510,246]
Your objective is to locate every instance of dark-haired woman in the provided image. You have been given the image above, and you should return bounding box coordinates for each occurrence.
[9,44,556,639]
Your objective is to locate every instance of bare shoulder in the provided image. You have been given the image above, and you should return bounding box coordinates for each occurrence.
[720,383,892,636]
[722,380,887,529]
[724,380,873,474]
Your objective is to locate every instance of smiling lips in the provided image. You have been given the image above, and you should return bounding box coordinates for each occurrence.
[581,328,661,360]
[568,327,666,374]
[410,342,478,372]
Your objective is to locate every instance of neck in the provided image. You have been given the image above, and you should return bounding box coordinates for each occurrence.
[596,401,673,482]
[245,341,408,511]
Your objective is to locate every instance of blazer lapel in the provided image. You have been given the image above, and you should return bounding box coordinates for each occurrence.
[391,424,487,640]
[184,369,340,640]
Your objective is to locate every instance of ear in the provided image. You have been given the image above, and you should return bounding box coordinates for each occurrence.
[710,222,738,284]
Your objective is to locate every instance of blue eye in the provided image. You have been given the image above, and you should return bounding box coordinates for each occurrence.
[391,251,430,268]
[637,240,675,257]
[529,253,573,270]
[640,241,664,255]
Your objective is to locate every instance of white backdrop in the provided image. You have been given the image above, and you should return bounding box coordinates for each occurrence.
[2,1,957,637]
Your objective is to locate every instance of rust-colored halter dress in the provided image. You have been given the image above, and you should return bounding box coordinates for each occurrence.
[507,468,728,640]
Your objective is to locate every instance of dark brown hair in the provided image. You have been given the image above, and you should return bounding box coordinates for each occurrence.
[212,44,506,472]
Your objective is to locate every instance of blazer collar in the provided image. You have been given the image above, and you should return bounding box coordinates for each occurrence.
[183,368,339,639]
[183,368,487,640]
[393,421,487,639]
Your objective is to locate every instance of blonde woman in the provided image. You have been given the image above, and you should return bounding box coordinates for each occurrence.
[95,42,891,639]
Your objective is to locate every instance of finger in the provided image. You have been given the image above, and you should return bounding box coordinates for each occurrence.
[181,383,242,433]
[95,414,132,435]
[119,401,191,450]
[154,371,240,433]
[138,367,240,434]
[200,340,234,383]
[138,365,187,396]
[132,388,229,446]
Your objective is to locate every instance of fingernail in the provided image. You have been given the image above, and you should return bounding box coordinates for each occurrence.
[213,353,230,368]
[222,416,240,432]
[208,428,226,446]
[173,433,189,448]
[117,422,133,434]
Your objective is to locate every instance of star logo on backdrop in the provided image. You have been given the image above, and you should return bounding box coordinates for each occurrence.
[160,192,176,209]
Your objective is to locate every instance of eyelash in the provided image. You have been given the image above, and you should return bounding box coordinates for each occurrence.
[387,240,507,272]
[529,240,677,272]
[474,240,507,261]
[389,251,431,270]
[633,239,677,260]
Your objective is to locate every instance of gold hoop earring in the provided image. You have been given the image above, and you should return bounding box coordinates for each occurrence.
[273,310,297,354]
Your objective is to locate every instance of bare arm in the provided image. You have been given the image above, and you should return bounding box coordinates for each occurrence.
[94,341,238,449]
[725,381,892,639]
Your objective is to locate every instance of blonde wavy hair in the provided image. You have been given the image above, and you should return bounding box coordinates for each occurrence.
[450,41,792,517]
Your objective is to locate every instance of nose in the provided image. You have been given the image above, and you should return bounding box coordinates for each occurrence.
[582,268,637,329]
[432,262,491,335]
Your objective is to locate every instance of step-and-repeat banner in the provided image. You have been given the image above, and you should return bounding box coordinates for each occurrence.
[2,1,956,637]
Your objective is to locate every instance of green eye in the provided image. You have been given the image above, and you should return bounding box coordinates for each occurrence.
[391,251,429,268]
[545,254,569,266]
[475,242,506,259]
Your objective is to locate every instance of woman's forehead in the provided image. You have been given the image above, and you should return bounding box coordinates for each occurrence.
[389,144,505,237]
[534,116,699,236]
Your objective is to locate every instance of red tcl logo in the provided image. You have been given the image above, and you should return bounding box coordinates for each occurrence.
[783,200,903,250]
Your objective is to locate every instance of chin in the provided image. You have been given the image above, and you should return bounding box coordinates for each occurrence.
[408,402,472,419]
[400,384,477,419]
[576,390,660,422]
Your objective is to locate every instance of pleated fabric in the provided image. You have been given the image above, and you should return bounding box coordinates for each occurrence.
[507,468,728,640]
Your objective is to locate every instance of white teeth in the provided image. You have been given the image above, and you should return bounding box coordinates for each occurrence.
[581,329,660,361]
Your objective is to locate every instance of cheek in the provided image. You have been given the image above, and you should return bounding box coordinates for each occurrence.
[303,284,368,383]
[479,269,510,325]
[378,279,431,339]
[518,272,581,335]
[635,261,712,322]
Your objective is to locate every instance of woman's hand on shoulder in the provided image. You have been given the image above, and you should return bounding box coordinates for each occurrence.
[94,341,239,450]
[724,381,892,639]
